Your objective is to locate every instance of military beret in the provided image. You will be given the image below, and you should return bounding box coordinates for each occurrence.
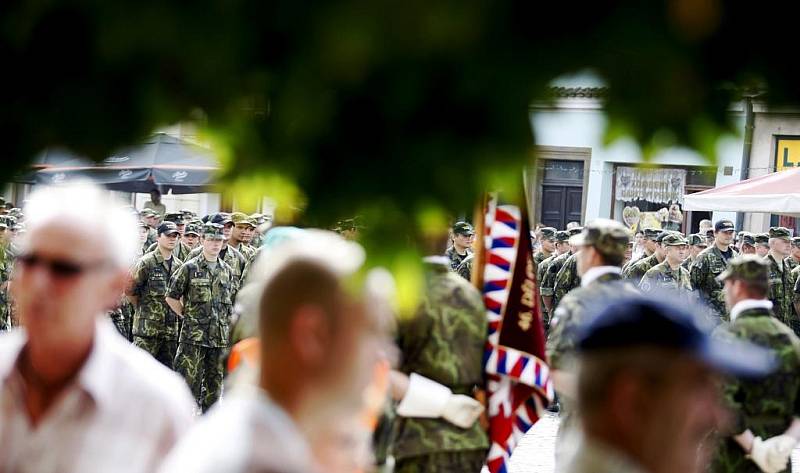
[452,221,475,236]
[570,219,629,256]
[539,227,557,241]
[754,233,770,246]
[717,255,770,285]
[202,222,225,239]
[769,226,791,240]
[555,230,570,242]
[715,219,735,232]
[661,233,689,246]
[643,228,661,240]
[157,222,180,236]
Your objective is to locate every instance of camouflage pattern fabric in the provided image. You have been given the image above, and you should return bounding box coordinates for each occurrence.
[791,266,800,336]
[109,296,134,341]
[232,242,256,262]
[455,254,474,281]
[681,254,694,271]
[174,343,225,412]
[188,244,247,287]
[541,251,572,300]
[134,336,178,370]
[391,262,489,461]
[710,306,800,473]
[146,240,192,262]
[621,252,660,282]
[785,255,800,274]
[537,253,560,331]
[166,255,237,348]
[553,253,581,309]
[393,450,487,473]
[690,246,732,321]
[533,250,552,268]
[0,247,14,331]
[766,254,791,325]
[638,261,692,294]
[444,246,470,273]
[145,227,157,248]
[621,251,649,274]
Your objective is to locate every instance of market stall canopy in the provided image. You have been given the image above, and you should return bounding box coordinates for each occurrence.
[683,168,800,217]
[20,133,220,194]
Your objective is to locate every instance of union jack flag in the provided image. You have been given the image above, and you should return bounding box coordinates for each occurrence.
[473,194,554,473]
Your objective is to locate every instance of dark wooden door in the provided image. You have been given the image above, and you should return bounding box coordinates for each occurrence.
[565,187,583,225]
[541,185,583,230]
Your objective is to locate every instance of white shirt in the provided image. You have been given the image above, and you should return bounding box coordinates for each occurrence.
[581,266,622,288]
[0,319,195,473]
[562,436,649,473]
[160,386,317,473]
[730,299,773,323]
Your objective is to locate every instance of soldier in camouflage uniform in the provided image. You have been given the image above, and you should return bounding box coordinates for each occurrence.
[553,251,581,309]
[682,232,707,270]
[391,256,488,473]
[546,219,638,464]
[755,232,770,258]
[690,219,737,321]
[140,208,160,248]
[166,223,237,411]
[621,228,660,273]
[227,212,257,261]
[765,227,793,326]
[445,221,474,273]
[621,230,667,282]
[181,222,202,251]
[146,212,192,261]
[639,233,692,294]
[783,237,800,335]
[710,255,800,473]
[541,227,582,309]
[534,227,557,267]
[128,222,184,368]
[186,213,247,287]
[249,213,267,249]
[0,219,14,331]
[738,232,756,255]
[539,230,571,331]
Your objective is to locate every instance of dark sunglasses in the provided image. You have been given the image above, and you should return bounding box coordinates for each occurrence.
[18,253,108,279]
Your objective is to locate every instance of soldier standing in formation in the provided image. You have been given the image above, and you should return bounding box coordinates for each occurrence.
[691,219,737,321]
[445,221,474,272]
[622,229,666,282]
[683,233,708,269]
[141,208,160,247]
[0,218,15,330]
[639,233,692,295]
[553,250,581,309]
[534,227,557,267]
[622,227,659,272]
[739,232,756,255]
[187,213,247,284]
[546,219,638,464]
[765,227,792,325]
[128,221,184,369]
[540,227,582,311]
[710,255,800,473]
[538,230,571,330]
[181,222,202,251]
[389,256,488,473]
[228,212,257,261]
[166,223,238,412]
[755,233,770,257]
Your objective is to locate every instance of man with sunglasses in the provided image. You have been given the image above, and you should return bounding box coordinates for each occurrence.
[128,222,185,369]
[0,183,194,473]
[167,223,238,412]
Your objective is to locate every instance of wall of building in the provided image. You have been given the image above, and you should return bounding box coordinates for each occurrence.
[530,101,744,226]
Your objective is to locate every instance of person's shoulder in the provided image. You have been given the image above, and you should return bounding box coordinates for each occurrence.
[0,328,26,368]
[104,323,195,415]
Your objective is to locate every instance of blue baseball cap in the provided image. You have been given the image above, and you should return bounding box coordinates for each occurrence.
[577,297,775,378]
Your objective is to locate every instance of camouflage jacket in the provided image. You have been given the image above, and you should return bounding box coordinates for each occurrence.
[392,262,489,459]
[639,261,692,294]
[128,250,183,338]
[553,253,581,309]
[690,246,733,321]
[167,255,237,347]
[145,227,157,248]
[0,247,14,331]
[785,255,800,274]
[547,272,639,371]
[445,246,471,272]
[622,253,660,282]
[541,251,572,298]
[766,254,791,325]
[455,253,474,282]
[230,242,256,262]
[533,250,552,268]
[188,244,247,285]
[710,305,800,473]
[621,251,649,274]
[146,241,192,262]
[681,254,695,271]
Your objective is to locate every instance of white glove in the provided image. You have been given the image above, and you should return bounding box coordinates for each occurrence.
[750,436,795,473]
[396,373,484,429]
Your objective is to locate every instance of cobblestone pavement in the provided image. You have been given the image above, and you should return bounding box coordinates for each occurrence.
[504,413,800,473]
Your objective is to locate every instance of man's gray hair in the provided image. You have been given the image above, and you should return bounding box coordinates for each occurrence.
[23,181,139,269]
